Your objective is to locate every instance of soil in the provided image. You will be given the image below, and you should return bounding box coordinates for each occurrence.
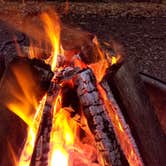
[0,1,165,81]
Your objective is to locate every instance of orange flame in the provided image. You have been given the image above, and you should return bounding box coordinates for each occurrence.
[7,10,63,166]
[89,55,120,82]
[18,95,47,166]
[40,12,61,71]
[38,12,76,165]
[89,37,121,82]
[4,60,47,166]
[49,94,77,166]
[6,64,39,126]
[7,142,18,166]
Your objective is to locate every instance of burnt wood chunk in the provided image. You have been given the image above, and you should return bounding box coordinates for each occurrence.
[30,83,60,166]
[110,62,166,166]
[74,68,123,166]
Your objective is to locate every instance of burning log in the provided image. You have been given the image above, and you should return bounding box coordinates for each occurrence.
[30,65,81,166]
[30,82,60,166]
[109,62,166,166]
[0,57,54,165]
[74,67,124,166]
[101,80,143,166]
[0,54,5,79]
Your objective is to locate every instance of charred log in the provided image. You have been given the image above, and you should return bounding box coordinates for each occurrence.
[30,83,60,166]
[101,80,143,166]
[74,68,124,166]
[0,54,5,79]
[30,66,81,166]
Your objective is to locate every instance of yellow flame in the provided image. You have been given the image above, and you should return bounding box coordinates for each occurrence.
[16,11,68,166]
[49,95,77,166]
[40,12,61,71]
[19,95,47,166]
[97,85,143,166]
[112,56,118,65]
[6,63,39,126]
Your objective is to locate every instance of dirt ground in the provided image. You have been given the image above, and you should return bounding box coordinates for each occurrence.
[0,1,165,82]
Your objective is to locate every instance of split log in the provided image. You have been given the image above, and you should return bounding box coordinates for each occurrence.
[0,57,54,166]
[30,82,60,166]
[109,62,166,166]
[101,80,143,166]
[30,66,80,166]
[74,68,124,166]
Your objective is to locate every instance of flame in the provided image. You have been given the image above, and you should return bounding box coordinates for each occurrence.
[97,85,143,166]
[36,13,98,166]
[26,10,61,71]
[18,95,46,166]
[89,37,120,82]
[48,93,99,166]
[6,63,39,126]
[40,12,61,71]
[89,60,108,82]
[111,56,118,65]
[29,42,37,59]
[3,59,47,166]
[49,94,77,166]
[92,36,105,60]
[89,55,120,82]
[51,148,68,166]
[7,10,62,166]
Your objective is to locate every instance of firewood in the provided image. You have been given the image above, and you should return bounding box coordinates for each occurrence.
[30,82,61,166]
[101,80,143,166]
[74,68,124,166]
[30,66,81,166]
[109,62,166,166]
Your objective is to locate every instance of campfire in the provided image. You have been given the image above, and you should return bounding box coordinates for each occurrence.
[0,7,165,166]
